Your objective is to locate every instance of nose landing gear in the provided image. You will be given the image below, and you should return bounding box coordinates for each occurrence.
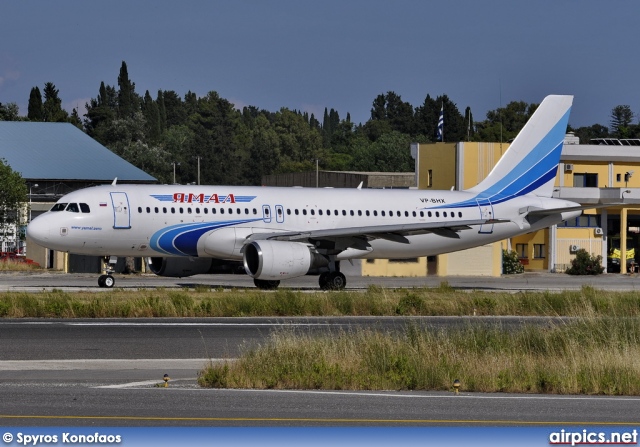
[98,256,117,288]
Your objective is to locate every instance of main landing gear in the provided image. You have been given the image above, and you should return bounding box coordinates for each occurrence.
[253,279,280,290]
[98,256,117,288]
[319,271,346,290]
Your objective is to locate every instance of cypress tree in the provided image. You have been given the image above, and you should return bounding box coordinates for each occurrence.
[27,87,43,121]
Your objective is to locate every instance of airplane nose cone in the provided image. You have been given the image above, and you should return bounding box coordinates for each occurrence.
[27,215,51,246]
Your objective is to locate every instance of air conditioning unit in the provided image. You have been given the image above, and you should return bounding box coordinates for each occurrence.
[564,164,574,172]
[570,244,579,252]
[594,227,603,235]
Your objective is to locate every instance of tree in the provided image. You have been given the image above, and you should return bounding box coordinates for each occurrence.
[572,124,609,144]
[27,87,43,121]
[117,61,138,119]
[84,81,117,143]
[0,159,27,252]
[610,105,634,138]
[475,101,538,142]
[0,102,20,121]
[42,82,68,122]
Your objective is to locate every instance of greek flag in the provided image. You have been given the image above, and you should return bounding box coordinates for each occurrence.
[437,104,444,141]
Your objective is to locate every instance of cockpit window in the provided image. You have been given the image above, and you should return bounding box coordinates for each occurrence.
[51,203,67,212]
[66,203,80,213]
[80,203,90,213]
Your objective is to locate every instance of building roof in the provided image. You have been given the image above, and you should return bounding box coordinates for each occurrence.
[0,122,156,182]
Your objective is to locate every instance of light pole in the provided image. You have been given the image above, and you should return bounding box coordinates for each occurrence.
[171,162,180,184]
[195,156,202,185]
[29,183,38,222]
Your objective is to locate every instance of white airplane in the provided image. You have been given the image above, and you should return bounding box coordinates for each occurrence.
[28,95,582,290]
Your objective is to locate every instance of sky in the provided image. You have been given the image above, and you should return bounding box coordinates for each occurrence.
[1,1,639,130]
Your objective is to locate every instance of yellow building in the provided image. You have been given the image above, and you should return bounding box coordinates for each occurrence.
[363,136,640,277]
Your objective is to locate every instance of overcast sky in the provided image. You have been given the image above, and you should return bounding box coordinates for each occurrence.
[1,1,638,129]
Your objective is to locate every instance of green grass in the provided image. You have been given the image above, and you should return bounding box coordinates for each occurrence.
[1,285,640,318]
[199,317,640,395]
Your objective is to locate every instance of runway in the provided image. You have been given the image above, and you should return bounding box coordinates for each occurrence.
[3,270,640,292]
[1,317,639,427]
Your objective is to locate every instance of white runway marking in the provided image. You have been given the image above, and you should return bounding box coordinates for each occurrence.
[0,358,226,371]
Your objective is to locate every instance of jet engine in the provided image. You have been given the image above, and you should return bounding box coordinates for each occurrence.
[147,257,216,277]
[243,240,328,280]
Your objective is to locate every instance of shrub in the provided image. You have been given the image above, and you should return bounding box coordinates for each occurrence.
[566,249,604,275]
[502,249,524,274]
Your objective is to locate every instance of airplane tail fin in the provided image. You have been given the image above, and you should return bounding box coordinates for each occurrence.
[467,95,573,200]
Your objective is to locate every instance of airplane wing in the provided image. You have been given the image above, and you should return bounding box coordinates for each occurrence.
[245,218,510,250]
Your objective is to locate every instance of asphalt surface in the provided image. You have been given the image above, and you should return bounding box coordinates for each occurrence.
[3,270,640,292]
[1,272,639,427]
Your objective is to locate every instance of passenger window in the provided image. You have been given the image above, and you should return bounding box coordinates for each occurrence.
[358,210,362,216]
[221,209,225,214]
[303,209,307,215]
[204,208,208,214]
[188,208,192,214]
[350,210,354,216]
[436,212,440,217]
[381,211,386,217]
[253,208,257,214]
[278,208,283,216]
[404,211,409,217]
[373,211,377,216]
[146,207,151,213]
[171,207,175,214]
[396,211,401,217]
[162,207,167,213]
[458,212,462,218]
[412,211,416,217]
[245,208,249,214]
[311,209,315,216]
[334,210,338,216]
[51,203,67,212]
[295,209,299,215]
[195,208,200,214]
[179,207,184,214]
[342,210,346,216]
[212,208,217,214]
[428,211,432,217]
[154,207,159,213]
[420,211,424,217]
[237,208,241,214]
[443,212,447,217]
[287,209,291,215]
[80,203,90,213]
[66,203,79,213]
[318,210,323,216]
[137,207,142,213]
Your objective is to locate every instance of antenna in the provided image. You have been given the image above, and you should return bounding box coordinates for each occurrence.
[111,177,118,186]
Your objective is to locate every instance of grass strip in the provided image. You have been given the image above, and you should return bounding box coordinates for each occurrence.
[198,317,640,395]
[1,285,640,318]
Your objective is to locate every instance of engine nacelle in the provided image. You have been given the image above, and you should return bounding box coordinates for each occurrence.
[243,240,327,280]
[147,257,215,277]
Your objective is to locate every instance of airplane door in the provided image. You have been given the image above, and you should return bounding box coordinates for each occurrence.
[275,205,284,223]
[476,198,494,234]
[110,192,131,229]
[262,205,272,223]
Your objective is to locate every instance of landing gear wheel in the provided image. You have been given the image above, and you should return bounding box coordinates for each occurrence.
[254,278,280,290]
[326,272,346,290]
[98,274,115,288]
[319,272,331,290]
[104,275,115,288]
